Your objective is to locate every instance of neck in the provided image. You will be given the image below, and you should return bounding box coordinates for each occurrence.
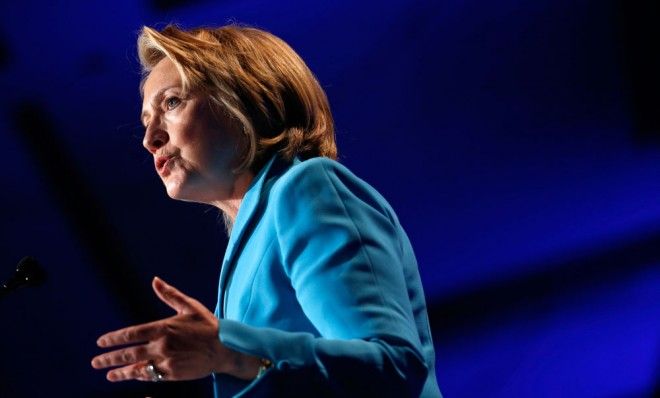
[210,171,254,223]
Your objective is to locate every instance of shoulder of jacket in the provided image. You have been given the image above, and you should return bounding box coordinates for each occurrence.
[288,156,343,176]
[271,157,347,193]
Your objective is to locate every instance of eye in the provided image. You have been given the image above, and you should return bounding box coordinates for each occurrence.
[165,96,181,110]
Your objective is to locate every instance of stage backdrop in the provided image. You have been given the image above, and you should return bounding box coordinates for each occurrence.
[0,0,658,397]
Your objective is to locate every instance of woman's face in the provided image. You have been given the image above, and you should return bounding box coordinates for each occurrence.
[141,58,243,204]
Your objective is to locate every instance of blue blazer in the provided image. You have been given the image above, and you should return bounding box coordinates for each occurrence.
[213,155,442,397]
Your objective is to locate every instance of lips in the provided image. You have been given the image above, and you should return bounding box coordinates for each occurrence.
[155,154,177,175]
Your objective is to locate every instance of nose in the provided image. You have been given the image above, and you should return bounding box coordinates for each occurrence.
[143,122,169,154]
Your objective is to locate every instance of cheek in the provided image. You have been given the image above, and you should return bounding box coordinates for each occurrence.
[200,120,242,157]
[179,128,235,171]
[178,103,243,165]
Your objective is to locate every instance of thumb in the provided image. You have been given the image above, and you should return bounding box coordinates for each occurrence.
[152,276,197,314]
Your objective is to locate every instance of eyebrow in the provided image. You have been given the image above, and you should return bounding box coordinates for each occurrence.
[140,85,180,126]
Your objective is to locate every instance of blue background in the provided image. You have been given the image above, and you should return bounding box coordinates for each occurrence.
[0,0,658,397]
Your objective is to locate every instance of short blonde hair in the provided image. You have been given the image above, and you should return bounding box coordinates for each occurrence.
[137,24,337,173]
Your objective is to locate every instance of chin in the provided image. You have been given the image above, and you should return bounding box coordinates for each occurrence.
[164,179,210,204]
[165,186,194,202]
[164,178,190,201]
[165,185,183,200]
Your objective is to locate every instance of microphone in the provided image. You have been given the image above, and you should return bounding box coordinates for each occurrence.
[0,256,46,299]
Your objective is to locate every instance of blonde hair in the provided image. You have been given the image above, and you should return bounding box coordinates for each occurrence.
[137,24,337,173]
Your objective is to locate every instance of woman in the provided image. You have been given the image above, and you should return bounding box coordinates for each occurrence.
[92,24,442,398]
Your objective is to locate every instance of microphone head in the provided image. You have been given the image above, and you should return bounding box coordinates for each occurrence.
[14,256,46,288]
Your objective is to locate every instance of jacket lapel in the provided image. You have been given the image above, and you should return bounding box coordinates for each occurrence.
[217,155,279,318]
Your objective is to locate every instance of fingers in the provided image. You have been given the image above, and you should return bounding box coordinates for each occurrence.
[97,319,163,348]
[152,276,198,314]
[91,344,151,369]
[93,278,215,383]
[105,360,162,382]
[97,277,199,348]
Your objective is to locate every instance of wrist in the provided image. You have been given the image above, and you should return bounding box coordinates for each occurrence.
[210,320,257,378]
[231,352,263,380]
[213,345,262,380]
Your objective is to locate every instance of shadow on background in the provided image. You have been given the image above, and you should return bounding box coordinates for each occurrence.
[430,229,660,337]
[1,0,659,397]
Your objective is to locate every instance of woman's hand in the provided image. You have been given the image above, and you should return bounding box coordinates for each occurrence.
[91,277,261,382]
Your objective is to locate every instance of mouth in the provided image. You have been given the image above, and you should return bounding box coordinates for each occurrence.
[155,155,176,176]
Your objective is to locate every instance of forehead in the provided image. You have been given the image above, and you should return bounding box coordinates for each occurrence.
[142,58,182,109]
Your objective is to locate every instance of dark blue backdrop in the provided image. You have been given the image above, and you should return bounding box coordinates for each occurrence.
[0,1,658,397]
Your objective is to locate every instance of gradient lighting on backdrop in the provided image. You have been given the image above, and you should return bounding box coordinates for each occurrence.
[0,0,658,397]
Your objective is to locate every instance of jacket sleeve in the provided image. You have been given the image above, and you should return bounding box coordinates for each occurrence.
[218,158,429,397]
